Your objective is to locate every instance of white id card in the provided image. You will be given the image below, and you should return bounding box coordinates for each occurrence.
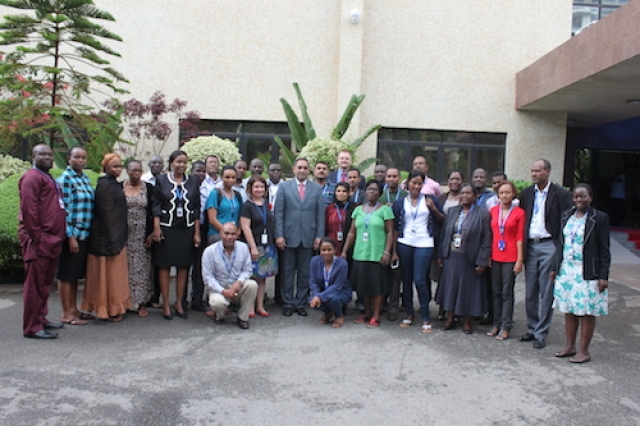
[362,232,369,242]
[176,206,184,218]
[336,231,343,241]
[261,233,268,245]
[452,235,462,248]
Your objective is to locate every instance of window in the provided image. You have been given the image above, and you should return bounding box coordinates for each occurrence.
[572,0,629,34]
[377,128,506,184]
[180,119,293,172]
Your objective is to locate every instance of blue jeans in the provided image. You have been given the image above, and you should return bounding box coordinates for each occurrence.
[316,292,352,318]
[398,243,433,322]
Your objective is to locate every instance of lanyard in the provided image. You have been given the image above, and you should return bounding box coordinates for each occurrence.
[254,202,267,227]
[569,213,587,245]
[534,190,546,216]
[456,205,474,234]
[334,203,349,231]
[323,258,335,288]
[223,190,238,218]
[408,195,423,223]
[498,205,514,237]
[385,189,399,204]
[363,202,379,230]
[219,244,237,277]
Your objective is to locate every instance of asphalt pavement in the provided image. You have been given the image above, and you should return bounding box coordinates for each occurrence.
[1,238,639,425]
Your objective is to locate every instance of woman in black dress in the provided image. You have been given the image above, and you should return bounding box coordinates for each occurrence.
[437,184,491,334]
[151,150,201,320]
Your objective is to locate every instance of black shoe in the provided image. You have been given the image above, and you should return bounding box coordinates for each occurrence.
[519,332,535,342]
[191,302,205,312]
[173,303,188,319]
[296,308,307,317]
[533,339,546,349]
[44,322,64,330]
[237,318,250,330]
[282,308,293,317]
[164,313,174,321]
[214,316,225,325]
[24,330,58,339]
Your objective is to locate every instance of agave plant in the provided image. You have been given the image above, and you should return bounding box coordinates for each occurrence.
[274,83,381,171]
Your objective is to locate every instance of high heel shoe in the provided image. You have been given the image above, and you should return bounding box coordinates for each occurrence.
[163,311,173,321]
[173,303,187,319]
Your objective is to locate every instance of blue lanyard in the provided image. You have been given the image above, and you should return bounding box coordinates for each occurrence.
[254,202,267,227]
[498,205,514,237]
[363,202,379,230]
[219,244,237,277]
[385,189,399,204]
[334,203,349,231]
[223,190,237,218]
[534,190,546,216]
[323,258,335,288]
[409,195,423,222]
[569,213,587,245]
[456,205,474,234]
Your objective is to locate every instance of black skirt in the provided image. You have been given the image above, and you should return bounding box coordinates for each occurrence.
[56,239,89,281]
[436,251,486,317]
[352,260,390,296]
[155,226,195,268]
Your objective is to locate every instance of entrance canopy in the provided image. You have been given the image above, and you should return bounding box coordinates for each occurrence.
[516,1,640,128]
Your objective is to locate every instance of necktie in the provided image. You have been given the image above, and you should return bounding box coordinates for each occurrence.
[298,182,305,200]
[340,171,346,182]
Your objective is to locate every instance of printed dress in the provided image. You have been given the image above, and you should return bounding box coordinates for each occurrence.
[553,214,608,316]
[126,187,153,307]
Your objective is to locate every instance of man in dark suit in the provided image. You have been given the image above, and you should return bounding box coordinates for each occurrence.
[328,149,365,189]
[275,158,325,316]
[519,159,572,349]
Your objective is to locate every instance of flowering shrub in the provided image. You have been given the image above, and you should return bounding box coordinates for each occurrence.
[0,154,31,184]
[298,138,355,170]
[181,135,242,167]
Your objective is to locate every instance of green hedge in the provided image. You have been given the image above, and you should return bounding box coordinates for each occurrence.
[0,168,100,274]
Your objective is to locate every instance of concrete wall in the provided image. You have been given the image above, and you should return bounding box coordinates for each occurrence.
[1,1,573,180]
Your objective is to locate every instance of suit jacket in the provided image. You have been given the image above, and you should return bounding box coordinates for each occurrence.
[18,169,66,261]
[554,207,610,280]
[274,179,325,248]
[520,183,572,248]
[438,205,491,267]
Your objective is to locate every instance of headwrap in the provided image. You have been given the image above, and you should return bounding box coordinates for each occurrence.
[101,153,120,171]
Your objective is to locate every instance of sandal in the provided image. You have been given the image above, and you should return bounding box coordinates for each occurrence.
[332,317,344,328]
[399,317,414,328]
[496,330,509,340]
[137,308,149,318]
[77,313,95,321]
[354,315,370,324]
[366,318,380,328]
[108,314,123,323]
[319,313,334,325]
[486,327,500,337]
[421,323,433,334]
[61,316,88,326]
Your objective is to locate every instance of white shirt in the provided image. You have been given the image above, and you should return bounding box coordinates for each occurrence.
[200,174,221,223]
[398,196,434,248]
[202,241,253,293]
[267,179,281,212]
[141,171,157,186]
[529,181,552,239]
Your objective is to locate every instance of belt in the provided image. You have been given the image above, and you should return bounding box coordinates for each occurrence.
[529,237,553,243]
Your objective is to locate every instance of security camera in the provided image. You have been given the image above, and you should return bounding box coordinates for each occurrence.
[350,8,361,24]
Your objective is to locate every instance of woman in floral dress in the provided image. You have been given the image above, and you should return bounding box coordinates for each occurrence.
[123,160,154,316]
[552,183,610,364]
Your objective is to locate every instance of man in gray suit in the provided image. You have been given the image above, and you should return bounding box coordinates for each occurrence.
[275,158,325,316]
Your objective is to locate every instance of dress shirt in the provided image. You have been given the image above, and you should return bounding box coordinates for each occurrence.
[141,171,157,186]
[267,179,281,211]
[529,181,552,239]
[200,174,221,223]
[202,241,253,293]
[420,177,443,197]
[57,166,94,240]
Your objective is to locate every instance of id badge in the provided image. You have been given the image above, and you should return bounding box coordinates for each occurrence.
[176,206,184,218]
[411,227,417,235]
[452,234,462,248]
[336,231,343,241]
[58,198,65,209]
[261,233,268,245]
[498,240,506,251]
[362,232,369,242]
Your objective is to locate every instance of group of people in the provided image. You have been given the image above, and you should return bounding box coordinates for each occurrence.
[19,145,611,363]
